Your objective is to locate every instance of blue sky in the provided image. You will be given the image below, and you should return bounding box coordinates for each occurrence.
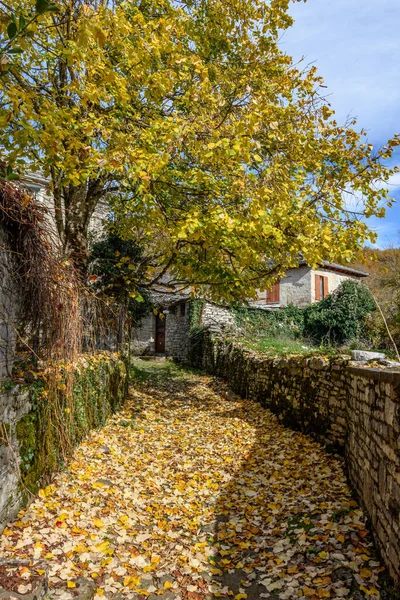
[280,0,400,248]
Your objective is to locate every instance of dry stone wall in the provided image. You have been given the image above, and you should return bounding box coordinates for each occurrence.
[190,332,400,584]
[0,355,126,531]
[0,225,19,380]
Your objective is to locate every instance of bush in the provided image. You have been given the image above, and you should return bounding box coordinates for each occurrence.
[303,280,376,345]
[233,305,305,340]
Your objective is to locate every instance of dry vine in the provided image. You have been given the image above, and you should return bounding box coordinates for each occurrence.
[0,180,125,479]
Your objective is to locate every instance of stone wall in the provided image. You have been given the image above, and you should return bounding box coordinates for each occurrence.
[191,332,400,584]
[252,265,312,308]
[0,353,126,530]
[132,313,156,355]
[165,302,190,361]
[200,302,235,332]
[0,225,19,380]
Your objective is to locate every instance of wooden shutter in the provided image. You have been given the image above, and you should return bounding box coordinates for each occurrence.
[266,281,280,304]
[323,276,329,298]
[315,274,321,301]
[273,281,280,303]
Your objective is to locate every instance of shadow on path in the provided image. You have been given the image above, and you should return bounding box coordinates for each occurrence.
[131,359,385,600]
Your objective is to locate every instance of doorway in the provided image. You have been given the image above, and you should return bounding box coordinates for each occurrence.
[155,314,166,353]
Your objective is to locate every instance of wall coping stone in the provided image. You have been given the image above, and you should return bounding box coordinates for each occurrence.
[346,364,400,385]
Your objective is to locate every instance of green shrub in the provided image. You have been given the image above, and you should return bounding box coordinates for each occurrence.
[233,305,304,340]
[303,280,376,345]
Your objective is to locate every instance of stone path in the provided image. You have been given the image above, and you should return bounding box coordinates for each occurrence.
[0,360,390,599]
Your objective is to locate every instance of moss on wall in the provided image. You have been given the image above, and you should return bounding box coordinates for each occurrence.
[14,353,126,498]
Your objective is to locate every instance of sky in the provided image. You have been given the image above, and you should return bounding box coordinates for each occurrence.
[279,0,400,248]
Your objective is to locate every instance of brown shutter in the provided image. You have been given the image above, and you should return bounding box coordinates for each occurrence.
[315,274,321,301]
[323,276,329,298]
[266,282,280,304]
[273,281,280,303]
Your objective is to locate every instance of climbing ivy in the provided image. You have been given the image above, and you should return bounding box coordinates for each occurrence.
[15,353,126,499]
[303,280,376,345]
[232,305,305,340]
[188,299,205,331]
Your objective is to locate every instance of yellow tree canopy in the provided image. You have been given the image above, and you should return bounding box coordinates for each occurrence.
[1,0,399,301]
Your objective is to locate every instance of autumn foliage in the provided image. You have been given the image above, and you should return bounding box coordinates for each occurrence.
[0,0,399,302]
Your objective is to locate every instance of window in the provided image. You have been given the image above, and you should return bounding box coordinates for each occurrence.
[266,281,280,304]
[315,275,329,301]
[180,303,186,317]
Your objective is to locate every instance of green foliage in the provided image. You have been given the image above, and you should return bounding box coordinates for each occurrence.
[15,354,126,497]
[241,335,314,356]
[189,300,205,331]
[233,305,305,340]
[89,233,151,325]
[303,280,376,345]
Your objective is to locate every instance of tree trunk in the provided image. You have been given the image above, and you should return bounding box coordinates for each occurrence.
[51,178,106,271]
[62,183,91,268]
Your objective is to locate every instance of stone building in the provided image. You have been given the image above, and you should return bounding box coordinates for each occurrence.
[132,261,369,359]
[132,293,191,361]
[251,261,368,309]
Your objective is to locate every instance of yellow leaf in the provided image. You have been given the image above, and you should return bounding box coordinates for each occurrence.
[164,581,173,590]
[67,581,76,589]
[93,518,105,529]
[96,541,110,553]
[123,575,141,588]
[360,569,372,579]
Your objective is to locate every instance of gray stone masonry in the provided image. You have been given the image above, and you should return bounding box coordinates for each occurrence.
[0,358,126,532]
[0,225,19,380]
[190,332,400,585]
[0,387,31,529]
[165,303,190,361]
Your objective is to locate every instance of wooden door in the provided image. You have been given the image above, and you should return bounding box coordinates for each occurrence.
[155,314,166,353]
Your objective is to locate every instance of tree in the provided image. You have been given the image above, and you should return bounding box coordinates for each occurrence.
[0,0,59,179]
[1,0,399,299]
[352,245,400,349]
[89,232,151,324]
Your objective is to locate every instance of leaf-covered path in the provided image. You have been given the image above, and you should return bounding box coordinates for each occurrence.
[0,360,387,600]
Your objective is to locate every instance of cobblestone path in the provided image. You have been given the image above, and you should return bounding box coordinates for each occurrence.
[0,360,388,600]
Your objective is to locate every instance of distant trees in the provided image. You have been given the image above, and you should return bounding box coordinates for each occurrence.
[352,246,400,350]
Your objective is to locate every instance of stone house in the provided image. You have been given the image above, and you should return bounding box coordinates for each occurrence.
[251,261,368,309]
[132,262,368,360]
[132,261,368,359]
[132,293,191,361]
